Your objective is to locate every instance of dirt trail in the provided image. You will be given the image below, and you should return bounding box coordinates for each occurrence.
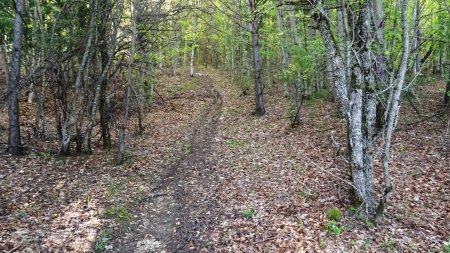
[110,76,223,252]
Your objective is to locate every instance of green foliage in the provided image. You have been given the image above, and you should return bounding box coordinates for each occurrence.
[295,190,318,201]
[361,239,372,250]
[39,151,51,160]
[348,206,358,214]
[175,140,191,154]
[311,89,330,100]
[104,205,131,221]
[0,1,13,45]
[201,241,213,249]
[106,182,119,199]
[326,208,343,221]
[242,208,256,219]
[221,108,230,117]
[95,229,111,252]
[227,139,243,149]
[13,210,27,219]
[167,82,195,96]
[364,220,375,228]
[381,241,396,250]
[319,239,327,248]
[233,74,252,96]
[182,143,191,154]
[443,238,450,253]
[325,221,345,236]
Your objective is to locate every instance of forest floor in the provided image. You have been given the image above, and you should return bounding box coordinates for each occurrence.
[0,69,449,252]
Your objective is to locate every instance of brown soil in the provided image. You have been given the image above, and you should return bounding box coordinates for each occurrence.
[107,76,223,253]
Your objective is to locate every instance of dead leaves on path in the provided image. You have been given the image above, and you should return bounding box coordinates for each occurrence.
[0,71,449,252]
[190,74,449,252]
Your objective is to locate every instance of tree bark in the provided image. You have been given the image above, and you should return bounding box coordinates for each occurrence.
[276,7,289,97]
[59,0,97,155]
[380,0,410,217]
[172,16,181,76]
[190,8,198,77]
[7,0,25,155]
[85,0,123,153]
[117,0,137,165]
[412,0,421,75]
[248,0,265,116]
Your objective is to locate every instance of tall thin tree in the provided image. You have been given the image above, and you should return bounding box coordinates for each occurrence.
[8,0,25,155]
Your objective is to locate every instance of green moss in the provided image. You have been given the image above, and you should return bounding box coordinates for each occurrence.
[105,205,131,221]
[326,208,343,221]
[227,139,243,149]
[242,208,256,219]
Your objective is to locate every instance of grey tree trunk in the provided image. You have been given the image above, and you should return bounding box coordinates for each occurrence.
[172,17,181,76]
[59,0,97,155]
[248,0,265,116]
[190,13,198,77]
[276,7,289,97]
[85,0,123,154]
[7,0,25,155]
[314,0,410,219]
[380,0,410,217]
[412,0,421,75]
[117,0,137,165]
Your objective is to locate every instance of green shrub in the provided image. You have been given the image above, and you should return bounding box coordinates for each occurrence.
[227,139,243,149]
[39,151,51,160]
[443,238,450,253]
[381,241,396,250]
[325,221,345,236]
[326,208,343,221]
[95,230,111,252]
[242,208,256,219]
[105,205,131,221]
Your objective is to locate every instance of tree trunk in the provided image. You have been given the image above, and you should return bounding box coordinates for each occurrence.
[315,0,388,218]
[379,0,410,219]
[7,0,25,155]
[1,46,9,88]
[86,0,123,153]
[248,0,265,116]
[117,0,137,165]
[172,18,180,76]
[276,7,289,97]
[412,0,421,75]
[445,81,450,106]
[190,14,198,77]
[59,0,97,155]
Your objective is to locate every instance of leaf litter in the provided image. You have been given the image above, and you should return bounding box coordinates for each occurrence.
[0,70,448,252]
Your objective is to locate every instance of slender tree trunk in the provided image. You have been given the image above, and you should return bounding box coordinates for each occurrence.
[412,0,421,75]
[8,0,25,155]
[1,46,8,88]
[248,0,265,116]
[172,17,180,76]
[91,0,123,152]
[183,40,188,66]
[380,0,410,217]
[276,7,289,97]
[59,0,97,155]
[190,13,198,77]
[99,67,112,149]
[117,0,137,165]
[32,0,47,138]
[372,0,388,133]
